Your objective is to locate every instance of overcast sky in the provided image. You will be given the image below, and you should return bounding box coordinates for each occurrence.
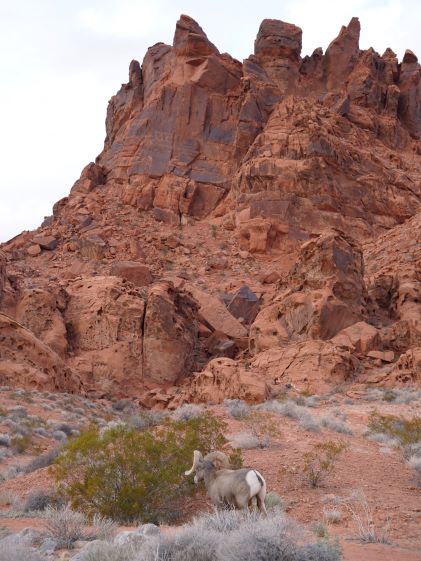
[0,0,419,241]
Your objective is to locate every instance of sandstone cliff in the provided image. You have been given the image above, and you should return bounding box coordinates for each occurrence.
[1,15,421,402]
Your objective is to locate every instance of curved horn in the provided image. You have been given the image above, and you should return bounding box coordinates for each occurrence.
[184,450,203,476]
[204,451,230,470]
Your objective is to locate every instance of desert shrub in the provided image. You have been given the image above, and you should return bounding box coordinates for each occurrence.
[133,510,341,561]
[127,410,165,430]
[111,399,134,412]
[43,505,86,549]
[83,541,137,561]
[338,490,390,544]
[264,491,284,512]
[257,400,320,433]
[11,433,32,454]
[321,416,353,436]
[53,430,67,441]
[303,441,347,488]
[171,403,204,422]
[24,489,54,512]
[0,434,11,447]
[228,432,268,450]
[294,395,319,408]
[367,411,421,450]
[0,539,43,561]
[53,413,227,523]
[312,521,329,538]
[88,514,118,541]
[24,447,60,473]
[323,508,342,524]
[9,406,28,418]
[408,455,421,487]
[224,399,251,420]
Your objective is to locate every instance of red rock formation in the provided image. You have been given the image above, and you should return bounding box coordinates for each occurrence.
[1,14,421,399]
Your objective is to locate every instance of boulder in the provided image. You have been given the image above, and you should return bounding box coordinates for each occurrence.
[227,285,260,324]
[143,281,198,384]
[0,312,80,392]
[78,234,107,260]
[252,340,359,393]
[64,276,146,395]
[180,358,268,404]
[27,244,41,256]
[331,321,380,353]
[32,235,57,251]
[110,261,152,287]
[15,288,68,357]
[188,286,247,340]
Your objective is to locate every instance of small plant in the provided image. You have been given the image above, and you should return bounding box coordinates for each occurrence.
[264,491,283,512]
[303,441,347,488]
[0,540,43,561]
[321,416,353,435]
[228,432,268,450]
[256,400,321,433]
[43,505,86,549]
[245,410,282,446]
[171,403,204,422]
[408,455,421,487]
[224,399,250,420]
[312,521,329,538]
[323,507,342,524]
[11,433,32,454]
[24,447,60,473]
[83,541,137,561]
[24,489,55,512]
[89,513,118,541]
[339,490,390,544]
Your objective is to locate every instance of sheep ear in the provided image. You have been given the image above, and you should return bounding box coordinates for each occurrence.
[185,450,203,476]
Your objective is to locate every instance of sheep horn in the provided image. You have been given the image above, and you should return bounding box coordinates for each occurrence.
[184,450,203,476]
[204,451,230,469]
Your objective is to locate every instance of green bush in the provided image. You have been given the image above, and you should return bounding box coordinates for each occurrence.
[303,441,347,488]
[367,411,421,447]
[53,413,227,523]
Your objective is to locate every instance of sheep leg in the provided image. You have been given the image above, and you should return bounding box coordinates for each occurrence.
[256,490,268,517]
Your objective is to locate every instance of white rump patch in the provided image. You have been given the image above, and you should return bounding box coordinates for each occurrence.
[246,470,265,497]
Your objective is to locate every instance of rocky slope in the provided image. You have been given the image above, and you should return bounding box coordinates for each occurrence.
[1,15,421,403]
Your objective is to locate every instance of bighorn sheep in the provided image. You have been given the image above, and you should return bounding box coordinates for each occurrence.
[185,450,267,515]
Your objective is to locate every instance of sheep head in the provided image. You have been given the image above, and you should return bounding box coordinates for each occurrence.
[185,450,229,484]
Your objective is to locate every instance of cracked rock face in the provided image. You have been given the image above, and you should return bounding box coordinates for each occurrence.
[1,13,421,399]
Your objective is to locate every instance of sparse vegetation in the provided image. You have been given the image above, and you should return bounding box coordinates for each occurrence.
[24,447,60,473]
[171,403,204,422]
[11,432,32,454]
[321,416,353,436]
[339,490,390,544]
[24,489,55,512]
[264,491,284,512]
[0,539,43,561]
[43,505,86,549]
[256,400,321,433]
[303,441,348,488]
[224,399,251,420]
[323,508,342,524]
[408,455,421,487]
[103,509,341,561]
[367,411,421,458]
[53,413,227,523]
